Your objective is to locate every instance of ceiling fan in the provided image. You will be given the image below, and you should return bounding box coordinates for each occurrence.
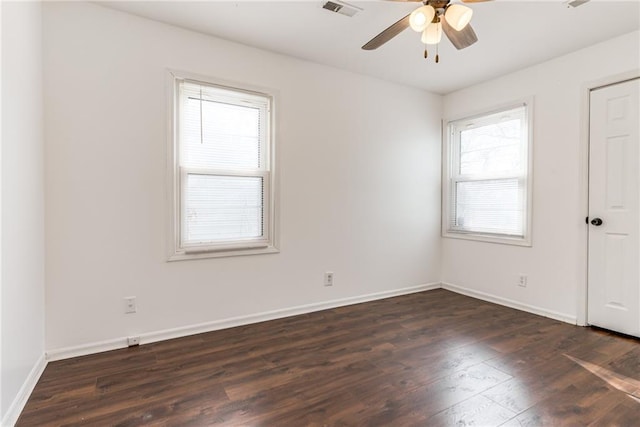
[362,0,492,62]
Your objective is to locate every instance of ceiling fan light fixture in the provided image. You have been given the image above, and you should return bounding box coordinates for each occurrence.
[445,4,473,31]
[409,5,435,32]
[421,22,442,45]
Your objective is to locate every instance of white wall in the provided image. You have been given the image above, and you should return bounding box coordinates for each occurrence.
[441,31,640,322]
[43,2,442,353]
[1,0,46,423]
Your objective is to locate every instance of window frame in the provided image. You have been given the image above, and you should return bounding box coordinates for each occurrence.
[166,70,279,261]
[442,99,534,247]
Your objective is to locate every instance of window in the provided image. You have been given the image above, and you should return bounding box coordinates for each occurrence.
[443,101,532,245]
[168,73,277,260]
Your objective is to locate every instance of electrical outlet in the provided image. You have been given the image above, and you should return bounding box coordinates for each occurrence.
[127,336,140,347]
[518,275,527,287]
[124,296,137,314]
[324,272,334,286]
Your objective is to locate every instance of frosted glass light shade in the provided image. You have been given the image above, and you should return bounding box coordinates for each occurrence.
[421,22,442,45]
[409,5,436,32]
[445,4,473,31]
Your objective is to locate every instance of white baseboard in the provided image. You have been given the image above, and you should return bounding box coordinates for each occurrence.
[1,353,47,427]
[45,281,578,362]
[46,282,441,361]
[441,282,577,325]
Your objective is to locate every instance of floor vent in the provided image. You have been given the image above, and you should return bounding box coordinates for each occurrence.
[322,1,362,17]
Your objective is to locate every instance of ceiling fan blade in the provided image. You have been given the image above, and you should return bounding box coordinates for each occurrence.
[441,18,478,50]
[362,13,411,50]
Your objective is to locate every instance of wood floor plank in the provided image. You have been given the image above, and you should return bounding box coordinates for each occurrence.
[426,394,517,426]
[17,289,640,426]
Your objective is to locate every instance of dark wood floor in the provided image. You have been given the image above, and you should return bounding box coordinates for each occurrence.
[18,289,640,426]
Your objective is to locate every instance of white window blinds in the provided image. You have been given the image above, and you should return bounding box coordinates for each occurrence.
[446,104,531,241]
[178,80,271,249]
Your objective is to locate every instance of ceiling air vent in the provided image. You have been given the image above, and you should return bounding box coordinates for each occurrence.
[322,1,362,17]
[564,0,590,8]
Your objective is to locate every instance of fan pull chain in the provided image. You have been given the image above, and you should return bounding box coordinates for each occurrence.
[435,21,441,63]
[424,47,428,59]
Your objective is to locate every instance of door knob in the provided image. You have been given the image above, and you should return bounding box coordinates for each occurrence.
[590,218,603,226]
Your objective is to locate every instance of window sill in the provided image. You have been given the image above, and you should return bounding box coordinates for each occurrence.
[442,231,531,247]
[168,245,279,261]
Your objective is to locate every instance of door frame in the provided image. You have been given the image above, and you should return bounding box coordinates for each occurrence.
[577,70,640,326]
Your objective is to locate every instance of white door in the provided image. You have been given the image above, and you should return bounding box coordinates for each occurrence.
[588,78,640,337]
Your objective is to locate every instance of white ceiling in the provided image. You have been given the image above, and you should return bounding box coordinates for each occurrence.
[99,0,640,94]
